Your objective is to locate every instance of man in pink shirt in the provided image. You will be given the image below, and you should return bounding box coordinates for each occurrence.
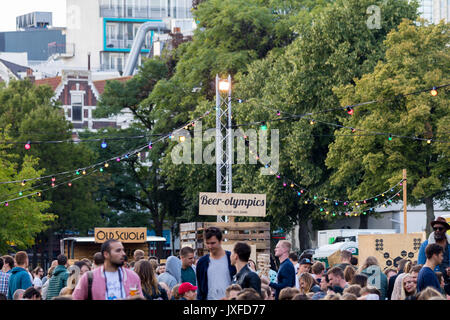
[73,239,143,300]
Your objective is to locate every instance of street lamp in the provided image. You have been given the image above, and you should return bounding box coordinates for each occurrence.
[218,79,230,92]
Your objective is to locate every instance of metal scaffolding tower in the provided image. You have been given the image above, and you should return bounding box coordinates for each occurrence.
[215,74,233,223]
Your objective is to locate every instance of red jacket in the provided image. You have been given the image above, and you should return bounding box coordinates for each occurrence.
[72,266,143,300]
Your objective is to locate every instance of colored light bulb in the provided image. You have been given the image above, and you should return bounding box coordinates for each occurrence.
[260,122,267,131]
[25,141,31,150]
[101,140,107,149]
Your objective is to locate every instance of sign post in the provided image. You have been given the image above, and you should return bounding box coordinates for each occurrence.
[403,169,407,234]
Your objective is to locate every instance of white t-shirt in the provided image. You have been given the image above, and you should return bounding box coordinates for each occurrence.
[33,277,43,288]
[207,255,231,300]
[104,270,125,300]
[294,263,300,289]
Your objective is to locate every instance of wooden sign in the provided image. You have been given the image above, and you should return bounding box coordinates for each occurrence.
[199,192,266,217]
[94,228,147,243]
[358,232,425,271]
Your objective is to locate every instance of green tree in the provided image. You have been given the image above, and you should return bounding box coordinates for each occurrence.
[326,20,450,236]
[232,0,419,250]
[157,0,325,225]
[92,59,184,257]
[0,130,55,253]
[0,79,107,262]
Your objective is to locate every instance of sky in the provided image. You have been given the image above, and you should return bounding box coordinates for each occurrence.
[0,0,67,31]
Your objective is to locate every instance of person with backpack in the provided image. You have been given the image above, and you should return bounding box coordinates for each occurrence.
[72,239,143,300]
[46,254,70,300]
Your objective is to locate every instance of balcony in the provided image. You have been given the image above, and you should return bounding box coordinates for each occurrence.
[48,42,75,59]
[105,39,152,50]
[100,5,164,19]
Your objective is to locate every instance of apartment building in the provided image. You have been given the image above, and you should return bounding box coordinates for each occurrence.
[58,0,195,73]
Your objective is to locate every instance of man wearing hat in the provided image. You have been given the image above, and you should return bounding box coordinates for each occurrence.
[298,258,313,275]
[178,282,197,300]
[418,217,450,283]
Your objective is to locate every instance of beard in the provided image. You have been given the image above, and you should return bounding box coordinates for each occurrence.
[434,232,446,241]
[111,258,125,268]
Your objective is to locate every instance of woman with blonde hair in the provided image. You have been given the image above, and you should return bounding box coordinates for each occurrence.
[134,259,168,300]
[400,273,417,300]
[417,286,444,300]
[58,264,81,297]
[298,272,320,294]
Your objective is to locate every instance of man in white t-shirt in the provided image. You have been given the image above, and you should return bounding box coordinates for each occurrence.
[196,227,236,300]
[72,239,143,300]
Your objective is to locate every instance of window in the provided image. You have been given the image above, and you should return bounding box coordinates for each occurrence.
[72,105,82,121]
[71,93,83,121]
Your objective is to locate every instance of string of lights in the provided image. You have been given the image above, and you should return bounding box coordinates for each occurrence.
[232,83,450,144]
[0,109,213,187]
[0,134,166,147]
[0,168,99,206]
[240,133,406,216]
[234,83,449,119]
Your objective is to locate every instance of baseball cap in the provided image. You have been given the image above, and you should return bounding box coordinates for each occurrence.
[178,282,198,295]
[299,258,313,265]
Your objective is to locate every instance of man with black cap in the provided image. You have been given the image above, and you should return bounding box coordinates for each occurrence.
[298,258,313,275]
[418,217,450,283]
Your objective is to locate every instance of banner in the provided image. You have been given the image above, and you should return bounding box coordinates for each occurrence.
[94,228,147,243]
[358,232,425,270]
[199,192,266,217]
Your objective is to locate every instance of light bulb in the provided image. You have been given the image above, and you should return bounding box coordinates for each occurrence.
[430,87,438,96]
[260,122,267,131]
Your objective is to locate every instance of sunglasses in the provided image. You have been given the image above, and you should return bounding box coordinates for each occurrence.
[433,227,445,232]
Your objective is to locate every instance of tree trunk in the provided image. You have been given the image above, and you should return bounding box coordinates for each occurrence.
[425,197,435,238]
[171,222,176,255]
[154,219,165,259]
[359,213,369,229]
[297,214,311,252]
[32,244,38,269]
[47,230,54,263]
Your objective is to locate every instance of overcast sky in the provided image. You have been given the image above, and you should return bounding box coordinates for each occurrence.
[0,0,67,31]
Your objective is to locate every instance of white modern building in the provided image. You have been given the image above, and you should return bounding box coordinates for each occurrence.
[53,0,195,73]
[418,0,450,23]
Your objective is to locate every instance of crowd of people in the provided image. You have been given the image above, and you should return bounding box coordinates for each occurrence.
[0,217,449,301]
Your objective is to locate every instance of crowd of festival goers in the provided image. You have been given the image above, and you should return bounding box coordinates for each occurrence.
[1,217,449,301]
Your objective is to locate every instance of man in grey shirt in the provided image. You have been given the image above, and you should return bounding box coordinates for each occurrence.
[196,227,236,300]
[207,254,231,300]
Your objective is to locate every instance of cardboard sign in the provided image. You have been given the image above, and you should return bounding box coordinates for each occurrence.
[358,232,425,271]
[199,192,266,217]
[94,228,147,243]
